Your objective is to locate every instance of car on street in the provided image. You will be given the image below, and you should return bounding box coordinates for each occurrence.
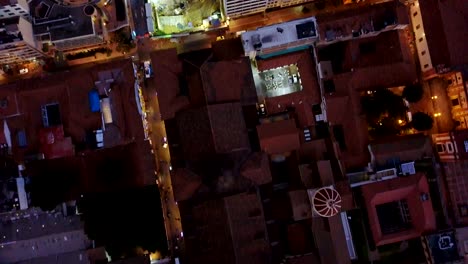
[257,103,267,117]
[143,60,153,79]
[292,74,298,83]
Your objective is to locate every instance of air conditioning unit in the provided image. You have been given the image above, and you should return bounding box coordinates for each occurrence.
[401,161,416,175]
[318,61,333,79]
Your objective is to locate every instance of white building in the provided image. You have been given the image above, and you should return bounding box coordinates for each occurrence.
[0,208,94,264]
[0,0,44,65]
[241,17,318,57]
[224,0,311,18]
[0,16,44,65]
[0,0,29,20]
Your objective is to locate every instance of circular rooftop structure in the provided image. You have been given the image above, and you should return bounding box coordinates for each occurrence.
[311,187,342,217]
[83,5,95,16]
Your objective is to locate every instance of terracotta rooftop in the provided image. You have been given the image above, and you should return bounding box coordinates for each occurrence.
[211,38,244,61]
[28,141,153,204]
[150,49,184,120]
[361,173,436,246]
[0,84,19,119]
[201,58,258,105]
[369,134,433,166]
[257,119,300,155]
[152,47,258,120]
[256,50,321,127]
[176,102,250,160]
[442,160,468,226]
[240,152,272,185]
[172,168,203,202]
[288,190,312,221]
[419,0,468,67]
[0,59,144,162]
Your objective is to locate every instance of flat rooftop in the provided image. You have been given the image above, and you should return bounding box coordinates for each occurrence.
[241,17,318,55]
[31,0,94,41]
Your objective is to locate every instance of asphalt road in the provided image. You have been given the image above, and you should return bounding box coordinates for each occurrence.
[129,0,149,36]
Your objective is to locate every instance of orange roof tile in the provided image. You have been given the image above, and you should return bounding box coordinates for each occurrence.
[257,119,300,154]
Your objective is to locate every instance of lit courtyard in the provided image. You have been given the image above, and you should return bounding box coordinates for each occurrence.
[255,64,303,98]
[148,0,222,34]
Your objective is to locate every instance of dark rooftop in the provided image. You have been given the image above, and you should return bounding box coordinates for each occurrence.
[200,58,258,106]
[176,102,250,160]
[31,0,94,41]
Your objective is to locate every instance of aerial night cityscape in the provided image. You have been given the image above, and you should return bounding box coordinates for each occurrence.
[0,0,466,263]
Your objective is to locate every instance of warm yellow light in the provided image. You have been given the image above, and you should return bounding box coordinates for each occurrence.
[434,113,442,117]
[398,119,403,124]
[431,95,438,99]
[150,251,162,260]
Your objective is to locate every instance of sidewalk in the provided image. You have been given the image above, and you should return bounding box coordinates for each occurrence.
[66,43,138,67]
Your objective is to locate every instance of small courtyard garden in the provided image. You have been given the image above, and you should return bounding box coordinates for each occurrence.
[361,84,434,139]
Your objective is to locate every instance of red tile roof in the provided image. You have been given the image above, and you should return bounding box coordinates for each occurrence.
[361,173,436,246]
[369,134,433,166]
[442,161,468,226]
[201,58,258,105]
[150,49,184,120]
[257,119,300,155]
[288,190,312,221]
[211,38,244,61]
[172,168,202,202]
[177,102,250,159]
[0,84,19,119]
[325,95,349,124]
[438,0,468,66]
[240,152,272,185]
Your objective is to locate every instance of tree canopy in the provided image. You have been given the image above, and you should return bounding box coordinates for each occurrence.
[411,112,434,131]
[79,186,168,259]
[402,83,424,103]
[361,89,408,137]
[112,29,136,54]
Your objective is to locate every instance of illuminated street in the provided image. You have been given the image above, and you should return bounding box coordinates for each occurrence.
[141,71,184,257]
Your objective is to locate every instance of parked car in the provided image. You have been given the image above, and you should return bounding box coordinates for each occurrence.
[143,60,152,79]
[292,74,298,83]
[257,103,267,117]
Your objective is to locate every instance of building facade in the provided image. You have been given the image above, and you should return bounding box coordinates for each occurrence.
[0,207,97,264]
[361,173,436,246]
[223,0,311,18]
[0,1,44,65]
[432,130,468,226]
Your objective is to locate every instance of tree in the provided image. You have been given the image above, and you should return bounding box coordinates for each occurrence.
[402,83,424,103]
[80,186,168,260]
[112,29,135,54]
[361,89,408,137]
[411,112,434,131]
[361,89,407,124]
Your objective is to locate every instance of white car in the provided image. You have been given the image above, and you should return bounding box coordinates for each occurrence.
[292,74,298,83]
[143,61,152,79]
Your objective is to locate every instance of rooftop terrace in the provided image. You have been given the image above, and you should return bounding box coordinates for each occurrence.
[241,17,318,55]
[31,0,95,41]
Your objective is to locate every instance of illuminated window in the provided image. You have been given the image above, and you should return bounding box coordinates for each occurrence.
[446,142,454,153]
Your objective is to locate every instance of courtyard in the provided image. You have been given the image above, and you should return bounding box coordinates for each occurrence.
[148,0,222,34]
[257,64,303,98]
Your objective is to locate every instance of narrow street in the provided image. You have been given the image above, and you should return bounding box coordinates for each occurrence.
[141,70,184,257]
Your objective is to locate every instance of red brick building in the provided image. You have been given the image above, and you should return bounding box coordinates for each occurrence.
[361,173,436,246]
